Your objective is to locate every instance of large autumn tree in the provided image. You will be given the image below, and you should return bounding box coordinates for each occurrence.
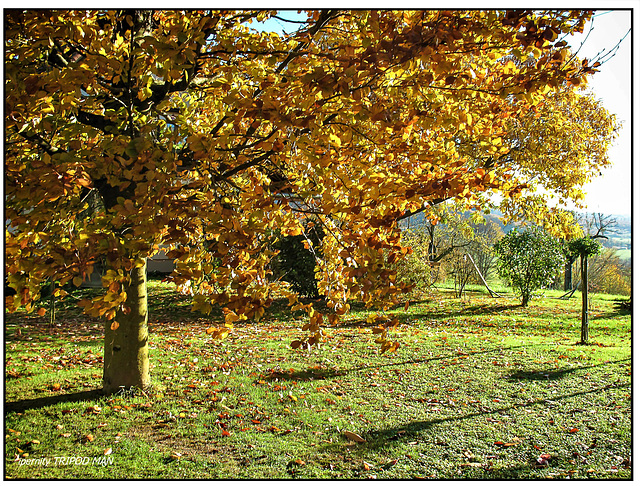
[5,9,616,392]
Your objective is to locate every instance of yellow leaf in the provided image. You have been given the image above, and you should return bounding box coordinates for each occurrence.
[73,276,83,287]
[328,134,342,147]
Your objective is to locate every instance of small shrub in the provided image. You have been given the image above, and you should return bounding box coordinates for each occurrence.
[494,228,565,306]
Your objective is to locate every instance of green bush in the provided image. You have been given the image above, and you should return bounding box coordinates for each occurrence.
[494,228,565,306]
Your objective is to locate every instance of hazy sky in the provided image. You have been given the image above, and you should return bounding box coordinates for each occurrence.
[565,9,633,216]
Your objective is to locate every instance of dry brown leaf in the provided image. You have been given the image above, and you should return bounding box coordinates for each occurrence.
[344,430,366,443]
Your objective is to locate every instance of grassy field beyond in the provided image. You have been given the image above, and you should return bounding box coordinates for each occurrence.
[4,283,631,479]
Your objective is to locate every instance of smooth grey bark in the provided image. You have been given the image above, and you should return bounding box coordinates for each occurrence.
[103,262,150,393]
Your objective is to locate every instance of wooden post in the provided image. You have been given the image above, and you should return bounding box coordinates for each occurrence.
[49,280,56,326]
[465,253,503,298]
[580,254,589,344]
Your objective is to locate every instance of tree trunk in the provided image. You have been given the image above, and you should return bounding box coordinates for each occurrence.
[564,259,573,291]
[103,261,150,393]
[580,254,589,344]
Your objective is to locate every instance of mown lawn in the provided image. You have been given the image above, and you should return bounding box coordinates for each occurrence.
[4,281,631,479]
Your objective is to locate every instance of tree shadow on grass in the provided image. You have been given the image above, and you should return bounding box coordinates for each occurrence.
[257,345,532,383]
[338,303,523,329]
[5,389,104,414]
[259,367,348,382]
[409,303,522,321]
[320,382,628,453]
[506,358,630,381]
[591,306,632,320]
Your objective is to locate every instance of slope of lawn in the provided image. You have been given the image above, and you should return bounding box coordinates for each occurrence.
[4,281,631,479]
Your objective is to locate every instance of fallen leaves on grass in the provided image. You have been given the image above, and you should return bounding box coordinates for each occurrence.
[535,453,553,467]
[494,441,518,447]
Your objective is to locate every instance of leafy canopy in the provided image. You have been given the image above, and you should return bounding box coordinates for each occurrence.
[567,236,602,258]
[5,9,614,351]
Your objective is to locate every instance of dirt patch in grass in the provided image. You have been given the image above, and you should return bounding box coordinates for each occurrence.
[127,421,239,465]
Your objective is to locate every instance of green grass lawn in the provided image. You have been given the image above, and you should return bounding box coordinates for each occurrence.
[4,282,631,479]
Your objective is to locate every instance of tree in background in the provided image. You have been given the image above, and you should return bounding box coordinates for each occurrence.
[563,212,618,292]
[396,205,503,298]
[272,223,324,298]
[393,228,440,291]
[448,251,476,298]
[466,217,504,286]
[588,249,630,296]
[494,229,565,306]
[5,9,615,391]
